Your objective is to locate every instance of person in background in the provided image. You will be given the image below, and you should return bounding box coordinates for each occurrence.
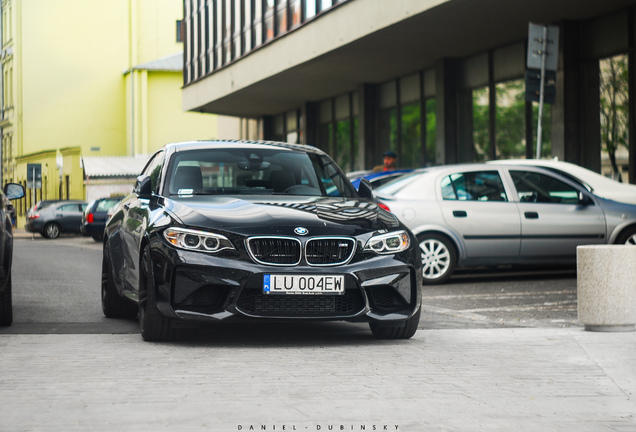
[7,203,16,228]
[373,151,397,172]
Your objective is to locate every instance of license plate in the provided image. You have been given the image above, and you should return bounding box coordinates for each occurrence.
[263,274,344,295]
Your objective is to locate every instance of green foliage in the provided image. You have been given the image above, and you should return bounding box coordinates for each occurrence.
[472,80,551,161]
[600,55,629,181]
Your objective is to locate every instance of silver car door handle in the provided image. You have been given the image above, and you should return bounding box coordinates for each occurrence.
[123,203,130,210]
[453,210,467,218]
[524,211,539,219]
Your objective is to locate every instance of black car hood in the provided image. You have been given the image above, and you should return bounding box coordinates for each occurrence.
[160,195,400,236]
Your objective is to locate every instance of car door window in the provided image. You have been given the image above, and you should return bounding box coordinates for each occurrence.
[59,204,79,213]
[142,151,165,194]
[510,171,580,204]
[441,171,507,202]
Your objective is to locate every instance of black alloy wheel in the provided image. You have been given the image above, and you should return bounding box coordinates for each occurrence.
[139,245,175,342]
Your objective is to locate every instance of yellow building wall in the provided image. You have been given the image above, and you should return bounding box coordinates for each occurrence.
[125,70,224,156]
[133,0,183,64]
[19,0,131,157]
[14,150,59,227]
[146,71,219,151]
[60,147,84,201]
[5,0,238,225]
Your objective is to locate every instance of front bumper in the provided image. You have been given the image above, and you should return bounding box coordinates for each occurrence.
[148,238,422,324]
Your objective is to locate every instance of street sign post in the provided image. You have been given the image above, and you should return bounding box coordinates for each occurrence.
[527,23,559,159]
[27,163,42,208]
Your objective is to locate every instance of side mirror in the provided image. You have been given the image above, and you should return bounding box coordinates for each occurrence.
[4,183,25,200]
[357,178,374,200]
[134,175,152,198]
[578,191,593,206]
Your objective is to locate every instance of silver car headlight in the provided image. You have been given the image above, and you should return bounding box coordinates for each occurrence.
[163,227,235,253]
[364,230,410,254]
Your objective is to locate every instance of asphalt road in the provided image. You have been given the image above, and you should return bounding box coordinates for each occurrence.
[4,234,580,336]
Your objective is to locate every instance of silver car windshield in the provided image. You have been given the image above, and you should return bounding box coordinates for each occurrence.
[165,148,357,198]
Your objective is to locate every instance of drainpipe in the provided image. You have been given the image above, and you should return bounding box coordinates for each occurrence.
[131,68,135,157]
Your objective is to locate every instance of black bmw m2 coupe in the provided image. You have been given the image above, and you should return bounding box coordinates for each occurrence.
[101,140,422,341]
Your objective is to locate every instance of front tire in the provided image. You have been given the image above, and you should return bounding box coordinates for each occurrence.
[43,223,61,239]
[369,307,421,339]
[418,233,457,284]
[139,245,175,342]
[616,226,636,245]
[0,275,13,326]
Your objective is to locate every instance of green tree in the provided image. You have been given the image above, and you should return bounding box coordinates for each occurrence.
[600,55,629,182]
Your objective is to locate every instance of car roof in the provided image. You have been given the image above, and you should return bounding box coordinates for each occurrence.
[163,140,327,157]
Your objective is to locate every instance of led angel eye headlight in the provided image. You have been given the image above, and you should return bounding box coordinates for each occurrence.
[364,231,410,255]
[163,227,235,253]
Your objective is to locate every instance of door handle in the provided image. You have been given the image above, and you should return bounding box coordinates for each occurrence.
[123,203,130,210]
[453,210,467,218]
[524,211,539,219]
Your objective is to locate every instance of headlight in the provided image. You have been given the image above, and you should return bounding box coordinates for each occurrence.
[163,227,235,253]
[363,230,410,254]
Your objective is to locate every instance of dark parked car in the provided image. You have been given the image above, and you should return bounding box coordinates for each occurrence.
[25,200,88,239]
[0,183,26,326]
[102,140,422,341]
[82,196,123,241]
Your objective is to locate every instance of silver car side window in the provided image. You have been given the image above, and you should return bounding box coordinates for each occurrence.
[511,170,580,204]
[442,171,507,202]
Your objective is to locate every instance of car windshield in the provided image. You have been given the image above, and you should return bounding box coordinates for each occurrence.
[95,199,121,212]
[165,147,357,198]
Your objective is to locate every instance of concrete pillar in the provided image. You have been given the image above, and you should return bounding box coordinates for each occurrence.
[435,59,460,164]
[577,245,636,332]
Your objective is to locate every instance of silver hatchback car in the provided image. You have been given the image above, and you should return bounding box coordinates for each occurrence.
[375,164,636,284]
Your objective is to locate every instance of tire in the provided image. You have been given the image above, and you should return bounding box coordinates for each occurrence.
[616,226,636,245]
[101,246,137,319]
[139,245,175,342]
[418,233,457,285]
[0,275,13,326]
[43,223,61,239]
[369,307,421,339]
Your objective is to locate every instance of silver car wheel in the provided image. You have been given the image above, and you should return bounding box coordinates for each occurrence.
[419,238,451,280]
[625,233,636,245]
[44,223,60,239]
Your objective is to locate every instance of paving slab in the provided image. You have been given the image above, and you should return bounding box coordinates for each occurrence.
[0,327,634,432]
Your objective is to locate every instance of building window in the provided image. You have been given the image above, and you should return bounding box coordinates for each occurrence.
[496,79,528,159]
[305,0,317,19]
[264,0,275,41]
[473,86,490,161]
[276,0,288,35]
[176,20,183,42]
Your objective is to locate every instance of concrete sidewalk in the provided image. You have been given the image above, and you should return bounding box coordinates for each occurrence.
[0,326,634,432]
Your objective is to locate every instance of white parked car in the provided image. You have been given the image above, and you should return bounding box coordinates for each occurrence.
[375,164,636,284]
[488,159,636,204]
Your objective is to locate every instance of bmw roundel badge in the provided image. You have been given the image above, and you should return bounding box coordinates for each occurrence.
[294,227,309,235]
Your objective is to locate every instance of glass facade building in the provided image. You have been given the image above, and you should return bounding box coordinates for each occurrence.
[183,0,636,182]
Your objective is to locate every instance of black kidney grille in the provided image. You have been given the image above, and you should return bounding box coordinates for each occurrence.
[247,237,301,265]
[237,288,365,317]
[305,238,355,265]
